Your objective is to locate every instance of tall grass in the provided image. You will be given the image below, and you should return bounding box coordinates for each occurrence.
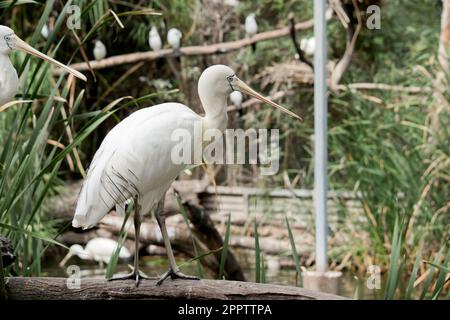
[0,1,163,277]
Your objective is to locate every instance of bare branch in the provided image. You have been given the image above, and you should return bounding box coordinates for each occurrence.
[54,15,332,73]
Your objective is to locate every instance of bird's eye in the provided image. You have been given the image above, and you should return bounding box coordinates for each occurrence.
[227,75,234,82]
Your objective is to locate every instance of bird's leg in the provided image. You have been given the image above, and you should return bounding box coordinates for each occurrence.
[155,198,200,285]
[109,196,155,286]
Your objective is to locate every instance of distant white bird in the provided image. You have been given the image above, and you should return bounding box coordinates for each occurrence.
[230,90,244,117]
[300,36,315,56]
[230,90,243,108]
[149,26,162,51]
[167,28,182,50]
[0,25,86,107]
[59,238,131,267]
[245,13,258,37]
[93,40,107,61]
[72,65,303,286]
[41,24,50,39]
[245,13,258,51]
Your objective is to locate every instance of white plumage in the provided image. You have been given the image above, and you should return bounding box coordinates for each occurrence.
[149,26,162,51]
[93,40,107,60]
[0,52,20,106]
[0,25,86,107]
[167,28,182,50]
[230,90,243,108]
[72,103,198,229]
[59,238,131,266]
[41,24,50,39]
[245,13,258,37]
[300,36,315,56]
[72,65,302,286]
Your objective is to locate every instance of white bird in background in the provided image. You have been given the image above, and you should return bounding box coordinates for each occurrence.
[149,26,162,51]
[245,13,258,51]
[230,90,243,108]
[59,238,131,267]
[167,28,182,50]
[93,40,107,61]
[245,13,258,37]
[72,64,303,286]
[230,90,244,117]
[300,36,315,56]
[0,25,87,107]
[41,24,50,39]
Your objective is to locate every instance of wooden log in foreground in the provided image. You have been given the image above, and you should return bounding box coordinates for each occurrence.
[5,277,346,300]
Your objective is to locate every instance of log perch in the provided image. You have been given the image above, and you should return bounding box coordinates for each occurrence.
[5,277,346,300]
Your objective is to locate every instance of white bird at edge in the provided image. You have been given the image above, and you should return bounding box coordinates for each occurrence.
[59,238,131,267]
[0,25,87,107]
[93,40,107,61]
[72,64,303,287]
[167,28,182,50]
[149,26,162,51]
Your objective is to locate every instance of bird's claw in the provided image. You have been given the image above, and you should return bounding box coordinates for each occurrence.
[108,271,157,287]
[156,268,200,286]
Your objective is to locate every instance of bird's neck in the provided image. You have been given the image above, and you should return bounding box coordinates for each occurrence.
[200,92,228,134]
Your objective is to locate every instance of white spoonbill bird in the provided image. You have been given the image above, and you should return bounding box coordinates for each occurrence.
[149,26,162,51]
[300,36,315,57]
[93,40,107,61]
[167,28,182,50]
[72,65,303,286]
[0,25,87,106]
[59,237,131,267]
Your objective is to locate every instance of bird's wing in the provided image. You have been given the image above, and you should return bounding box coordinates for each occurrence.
[73,103,200,229]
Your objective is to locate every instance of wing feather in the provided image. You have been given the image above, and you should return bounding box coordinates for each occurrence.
[73,103,200,229]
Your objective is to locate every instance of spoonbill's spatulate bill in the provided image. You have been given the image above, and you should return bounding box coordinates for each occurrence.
[72,64,303,286]
[0,25,87,106]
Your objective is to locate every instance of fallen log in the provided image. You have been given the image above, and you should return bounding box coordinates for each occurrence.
[5,277,346,300]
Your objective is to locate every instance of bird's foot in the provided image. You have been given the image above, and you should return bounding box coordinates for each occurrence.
[156,268,200,286]
[108,270,157,287]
